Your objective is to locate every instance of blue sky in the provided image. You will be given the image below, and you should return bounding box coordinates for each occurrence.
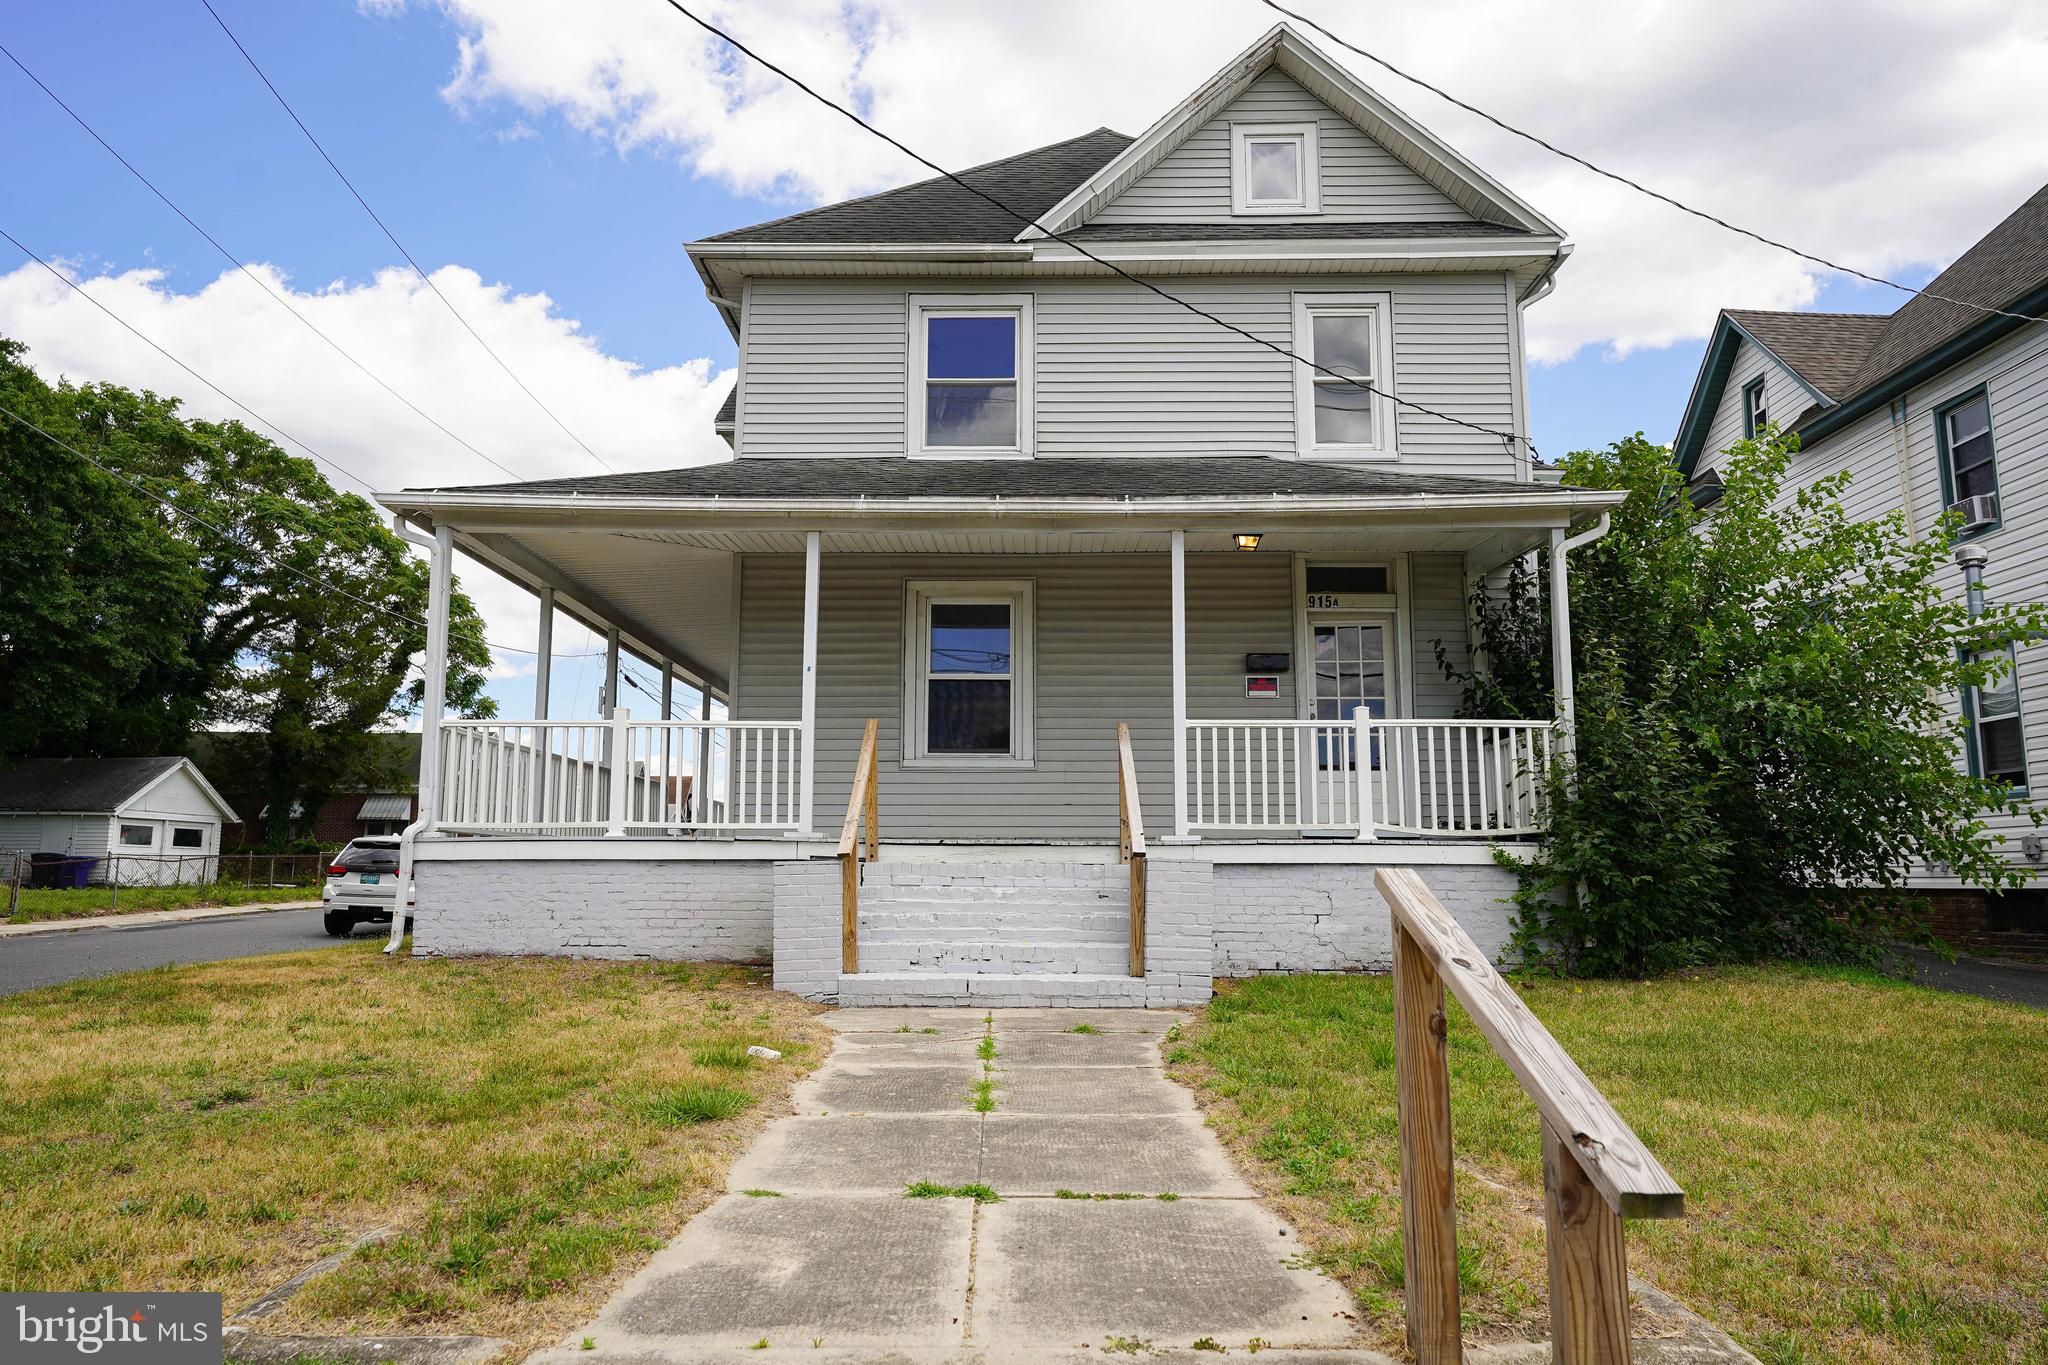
[0,1,2014,721]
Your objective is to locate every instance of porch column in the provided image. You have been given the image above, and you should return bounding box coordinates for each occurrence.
[1170,529,1191,840]
[795,530,821,837]
[660,663,675,825]
[417,523,456,824]
[602,626,621,717]
[1548,527,1576,754]
[532,587,554,720]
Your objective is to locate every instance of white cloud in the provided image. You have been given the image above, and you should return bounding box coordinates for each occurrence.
[0,258,731,674]
[388,0,2048,362]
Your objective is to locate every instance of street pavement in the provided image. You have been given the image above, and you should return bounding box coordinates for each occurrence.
[0,907,364,996]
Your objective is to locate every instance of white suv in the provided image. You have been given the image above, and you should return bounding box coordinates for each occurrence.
[321,837,411,937]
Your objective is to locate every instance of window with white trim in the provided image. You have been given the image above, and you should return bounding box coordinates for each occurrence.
[1231,121,1320,215]
[119,824,154,847]
[170,827,204,849]
[1293,292,1395,457]
[903,580,1034,764]
[910,295,1032,457]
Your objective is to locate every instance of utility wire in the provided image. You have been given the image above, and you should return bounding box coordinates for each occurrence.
[0,40,531,483]
[654,0,1537,458]
[199,0,623,474]
[3,225,382,501]
[0,387,582,658]
[1258,0,2045,326]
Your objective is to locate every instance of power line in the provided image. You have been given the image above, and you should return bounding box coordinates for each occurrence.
[653,0,1536,458]
[0,390,565,658]
[3,225,383,500]
[199,0,624,474]
[1257,0,2044,326]
[0,40,532,483]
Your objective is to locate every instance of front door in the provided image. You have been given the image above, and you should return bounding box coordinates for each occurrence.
[1305,618,1391,827]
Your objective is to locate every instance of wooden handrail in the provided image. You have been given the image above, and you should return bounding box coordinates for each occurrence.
[1375,866,1684,1365]
[839,718,880,973]
[1116,722,1147,977]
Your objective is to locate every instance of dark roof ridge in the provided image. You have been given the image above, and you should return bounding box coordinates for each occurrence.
[696,126,1133,245]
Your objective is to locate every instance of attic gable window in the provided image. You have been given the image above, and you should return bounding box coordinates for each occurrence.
[1742,377,1769,438]
[911,294,1033,458]
[1232,122,1321,215]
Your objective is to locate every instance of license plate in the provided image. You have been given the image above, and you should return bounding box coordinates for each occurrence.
[360,873,380,885]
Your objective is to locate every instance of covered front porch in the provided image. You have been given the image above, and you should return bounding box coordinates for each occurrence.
[380,460,1619,999]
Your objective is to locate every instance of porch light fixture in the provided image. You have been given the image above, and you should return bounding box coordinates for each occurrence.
[1234,533,1263,552]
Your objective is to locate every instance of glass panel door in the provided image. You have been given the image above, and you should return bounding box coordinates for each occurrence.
[1306,621,1389,826]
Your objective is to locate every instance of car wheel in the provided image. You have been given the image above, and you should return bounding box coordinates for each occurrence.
[323,909,355,938]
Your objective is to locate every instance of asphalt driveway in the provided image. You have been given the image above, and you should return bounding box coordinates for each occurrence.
[0,908,363,996]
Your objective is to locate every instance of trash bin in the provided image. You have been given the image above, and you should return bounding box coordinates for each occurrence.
[28,852,65,889]
[67,858,99,889]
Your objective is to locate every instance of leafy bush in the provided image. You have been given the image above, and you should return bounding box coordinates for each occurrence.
[1461,431,2044,974]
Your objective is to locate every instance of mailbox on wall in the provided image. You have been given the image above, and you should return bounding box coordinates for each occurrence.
[1245,653,1290,673]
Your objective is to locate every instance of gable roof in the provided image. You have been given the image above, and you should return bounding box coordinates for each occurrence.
[1026,24,1563,241]
[701,128,1133,246]
[1675,181,2048,473]
[0,756,237,820]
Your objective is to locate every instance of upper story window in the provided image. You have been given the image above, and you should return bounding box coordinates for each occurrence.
[1292,292,1395,458]
[1742,377,1769,438]
[1939,390,1999,528]
[1232,122,1321,215]
[903,580,1035,765]
[911,294,1033,457]
[1969,645,2028,794]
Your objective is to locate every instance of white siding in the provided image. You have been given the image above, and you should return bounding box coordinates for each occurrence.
[123,767,227,823]
[1698,323,2048,876]
[734,551,1472,841]
[739,273,1519,478]
[1090,68,1472,225]
[1695,336,1822,480]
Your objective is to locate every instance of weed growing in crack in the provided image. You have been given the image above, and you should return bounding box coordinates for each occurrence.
[904,1181,1000,1202]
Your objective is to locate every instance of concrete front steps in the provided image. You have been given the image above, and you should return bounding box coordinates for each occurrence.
[844,858,1147,1007]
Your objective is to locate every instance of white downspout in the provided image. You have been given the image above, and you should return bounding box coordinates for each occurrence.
[389,516,453,955]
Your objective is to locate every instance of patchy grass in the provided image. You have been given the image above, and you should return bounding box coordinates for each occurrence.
[8,882,317,924]
[0,948,826,1356]
[903,1181,1000,1203]
[1171,966,2048,1363]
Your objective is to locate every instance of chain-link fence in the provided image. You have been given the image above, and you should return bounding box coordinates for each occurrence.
[4,850,337,920]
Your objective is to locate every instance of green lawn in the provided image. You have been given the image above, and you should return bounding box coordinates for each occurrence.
[1170,966,2048,1364]
[0,948,826,1356]
[8,882,319,924]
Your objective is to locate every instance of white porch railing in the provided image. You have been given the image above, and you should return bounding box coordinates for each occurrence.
[436,714,807,836]
[1184,717,1554,839]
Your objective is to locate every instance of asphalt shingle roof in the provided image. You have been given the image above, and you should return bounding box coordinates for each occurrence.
[0,757,185,814]
[419,456,1568,502]
[1723,310,1891,402]
[700,129,1134,245]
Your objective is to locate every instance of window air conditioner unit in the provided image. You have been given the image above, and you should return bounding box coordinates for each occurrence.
[1951,493,1998,531]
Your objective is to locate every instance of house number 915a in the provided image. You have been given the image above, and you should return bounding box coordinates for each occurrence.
[1307,593,1345,609]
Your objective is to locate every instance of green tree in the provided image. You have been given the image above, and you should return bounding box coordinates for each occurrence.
[0,337,494,838]
[1458,430,2044,974]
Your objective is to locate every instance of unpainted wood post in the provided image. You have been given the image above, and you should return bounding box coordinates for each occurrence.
[7,854,20,920]
[840,851,859,973]
[1127,855,1146,977]
[1393,918,1463,1365]
[1542,1119,1634,1365]
[864,760,878,863]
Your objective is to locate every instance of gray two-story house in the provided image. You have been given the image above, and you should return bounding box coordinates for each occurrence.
[377,24,1622,1005]
[1673,183,2048,951]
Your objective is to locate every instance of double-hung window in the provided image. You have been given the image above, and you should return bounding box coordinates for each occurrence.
[1742,377,1769,438]
[911,295,1032,457]
[1968,645,2028,793]
[1232,122,1320,215]
[904,580,1034,764]
[1293,292,1395,457]
[1939,390,1999,519]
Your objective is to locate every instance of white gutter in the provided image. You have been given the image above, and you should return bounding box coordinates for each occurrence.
[386,514,448,956]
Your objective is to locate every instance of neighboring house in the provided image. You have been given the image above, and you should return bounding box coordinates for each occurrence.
[0,757,238,885]
[190,732,422,847]
[1673,182,2048,953]
[377,24,1624,1005]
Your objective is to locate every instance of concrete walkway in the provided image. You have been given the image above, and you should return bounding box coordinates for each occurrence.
[535,1006,1372,1363]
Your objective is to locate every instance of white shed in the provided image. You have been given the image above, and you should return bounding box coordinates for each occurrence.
[0,757,240,886]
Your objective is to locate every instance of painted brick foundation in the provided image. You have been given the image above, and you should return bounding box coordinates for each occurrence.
[1212,862,1518,974]
[413,858,773,961]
